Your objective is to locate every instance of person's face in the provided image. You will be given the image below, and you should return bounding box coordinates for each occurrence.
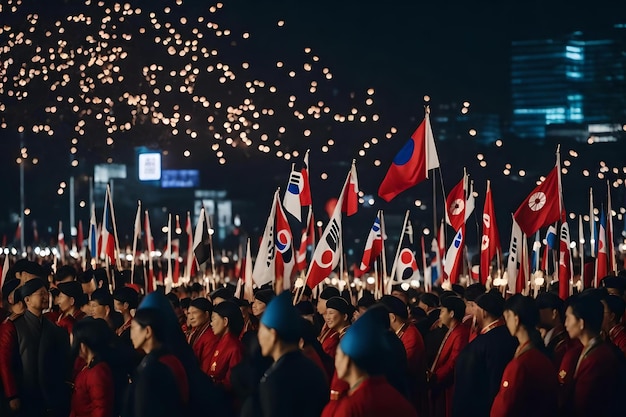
[439,307,453,328]
[335,347,350,380]
[81,280,96,296]
[317,298,327,315]
[466,301,477,318]
[130,320,148,350]
[325,308,346,330]
[211,312,228,336]
[607,288,622,297]
[188,306,210,328]
[252,299,266,317]
[565,306,583,340]
[503,309,519,337]
[25,287,48,311]
[257,324,276,357]
[391,291,408,305]
[55,292,74,313]
[114,300,128,314]
[89,301,109,320]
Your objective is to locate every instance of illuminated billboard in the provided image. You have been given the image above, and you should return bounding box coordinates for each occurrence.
[138,152,161,181]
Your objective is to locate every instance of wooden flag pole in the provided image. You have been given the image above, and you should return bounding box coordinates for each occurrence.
[131,200,141,285]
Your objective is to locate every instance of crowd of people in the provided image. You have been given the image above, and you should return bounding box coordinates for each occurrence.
[1,258,626,417]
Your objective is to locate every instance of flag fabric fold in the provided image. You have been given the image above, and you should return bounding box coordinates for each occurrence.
[378,113,440,202]
[355,212,384,278]
[480,181,501,283]
[341,162,359,217]
[275,198,295,292]
[193,207,213,267]
[513,165,562,236]
[252,191,279,287]
[558,222,572,300]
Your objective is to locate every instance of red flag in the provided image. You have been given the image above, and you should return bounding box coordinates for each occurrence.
[443,226,465,284]
[558,222,572,300]
[378,113,440,202]
[296,210,314,272]
[445,175,475,231]
[341,163,359,216]
[606,182,617,275]
[596,211,609,282]
[480,181,501,283]
[300,149,312,206]
[77,220,84,250]
[513,165,562,236]
[355,213,383,277]
[58,221,66,262]
[99,187,117,264]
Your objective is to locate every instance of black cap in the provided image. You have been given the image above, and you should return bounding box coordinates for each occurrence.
[441,296,466,320]
[601,276,626,293]
[234,298,250,307]
[326,296,351,316]
[379,295,408,319]
[180,297,191,309]
[189,297,213,313]
[254,289,275,305]
[20,278,45,298]
[213,300,244,335]
[57,281,84,302]
[475,292,505,318]
[55,265,77,282]
[211,286,234,301]
[357,293,376,309]
[295,300,315,316]
[77,268,95,284]
[113,286,139,310]
[319,287,340,300]
[465,283,487,302]
[419,292,440,308]
[90,288,113,307]
[13,260,45,278]
[1,279,21,300]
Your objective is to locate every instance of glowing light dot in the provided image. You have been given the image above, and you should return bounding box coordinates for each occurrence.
[184,150,190,157]
[321,172,328,180]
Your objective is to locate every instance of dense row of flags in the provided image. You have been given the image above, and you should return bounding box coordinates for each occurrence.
[0,111,623,302]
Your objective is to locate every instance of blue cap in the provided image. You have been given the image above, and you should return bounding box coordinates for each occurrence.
[260,291,301,342]
[138,291,178,327]
[339,308,389,374]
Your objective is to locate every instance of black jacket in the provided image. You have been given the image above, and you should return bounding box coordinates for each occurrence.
[452,324,518,417]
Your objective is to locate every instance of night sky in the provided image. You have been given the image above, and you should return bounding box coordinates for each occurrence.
[0,0,624,250]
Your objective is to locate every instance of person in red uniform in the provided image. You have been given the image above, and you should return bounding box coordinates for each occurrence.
[316,287,340,347]
[322,296,351,361]
[70,317,115,417]
[536,291,579,368]
[490,294,558,417]
[56,281,87,334]
[558,291,623,417]
[186,297,219,374]
[428,295,469,417]
[209,300,244,390]
[113,286,139,345]
[601,294,626,356]
[380,295,426,414]
[321,307,417,417]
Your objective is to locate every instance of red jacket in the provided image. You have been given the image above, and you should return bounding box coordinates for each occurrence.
[319,325,340,359]
[430,323,469,417]
[609,324,626,357]
[558,340,621,417]
[399,323,426,377]
[490,347,558,417]
[58,310,87,334]
[0,317,19,400]
[207,332,243,389]
[70,361,115,417]
[190,324,219,376]
[321,375,417,417]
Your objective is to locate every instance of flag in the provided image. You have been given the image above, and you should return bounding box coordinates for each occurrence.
[558,222,572,300]
[443,227,465,284]
[513,165,562,236]
[283,166,304,222]
[378,113,440,202]
[193,207,212,267]
[275,198,295,291]
[305,168,352,289]
[341,162,359,216]
[58,221,66,261]
[252,191,278,287]
[130,201,142,284]
[480,181,501,283]
[546,225,558,249]
[296,209,314,272]
[531,231,541,273]
[164,238,181,285]
[99,187,116,264]
[144,210,155,293]
[393,217,419,281]
[445,174,475,231]
[88,206,97,259]
[355,212,384,278]
[607,182,617,274]
[431,237,442,285]
[300,149,312,206]
[507,216,524,293]
[596,210,609,284]
[185,212,196,281]
[578,215,585,289]
[235,238,255,302]
[589,188,596,256]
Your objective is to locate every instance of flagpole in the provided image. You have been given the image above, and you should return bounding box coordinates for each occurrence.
[379,210,388,295]
[579,214,585,290]
[589,188,596,256]
[207,214,218,291]
[607,181,617,275]
[167,214,172,291]
[131,201,141,284]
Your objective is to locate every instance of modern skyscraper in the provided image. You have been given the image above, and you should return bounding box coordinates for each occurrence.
[511,27,625,140]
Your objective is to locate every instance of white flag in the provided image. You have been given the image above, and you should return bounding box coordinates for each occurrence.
[252,190,279,287]
[507,215,524,292]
